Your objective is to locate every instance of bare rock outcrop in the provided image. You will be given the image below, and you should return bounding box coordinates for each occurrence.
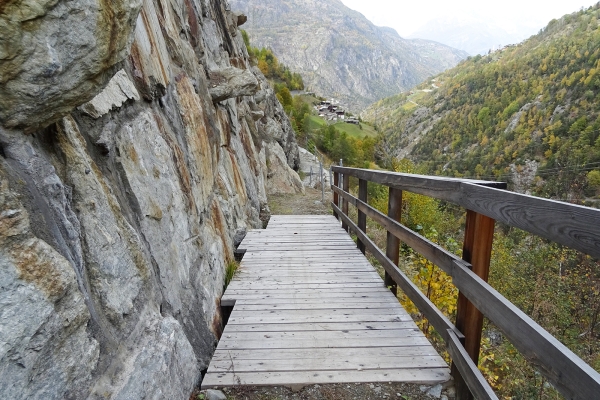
[0,0,302,398]
[209,67,259,102]
[0,0,142,131]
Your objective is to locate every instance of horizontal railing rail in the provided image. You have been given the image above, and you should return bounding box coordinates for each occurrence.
[331,166,600,400]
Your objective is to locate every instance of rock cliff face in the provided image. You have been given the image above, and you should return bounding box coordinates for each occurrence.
[229,0,469,111]
[0,0,302,398]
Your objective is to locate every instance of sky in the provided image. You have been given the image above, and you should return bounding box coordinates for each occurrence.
[339,0,599,39]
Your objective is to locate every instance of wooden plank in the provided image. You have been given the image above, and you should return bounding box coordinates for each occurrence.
[202,368,451,388]
[240,239,355,245]
[232,303,407,311]
[216,336,432,350]
[232,271,381,278]
[212,346,440,361]
[221,290,398,306]
[219,329,424,342]
[235,273,382,280]
[447,330,498,400]
[227,314,414,325]
[227,277,383,284]
[221,322,420,333]
[238,246,360,251]
[225,288,393,294]
[235,268,374,273]
[226,283,386,290]
[230,297,398,305]
[228,308,409,317]
[208,355,448,374]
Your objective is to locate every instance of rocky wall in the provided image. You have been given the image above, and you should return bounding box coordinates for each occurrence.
[0,0,302,398]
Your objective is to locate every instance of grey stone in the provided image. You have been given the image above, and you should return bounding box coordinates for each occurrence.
[209,67,259,102]
[233,227,247,247]
[0,0,143,131]
[426,384,443,398]
[206,389,227,400]
[251,110,265,120]
[78,70,140,118]
[233,12,248,26]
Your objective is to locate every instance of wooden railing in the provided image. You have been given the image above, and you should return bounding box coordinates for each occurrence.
[331,166,600,400]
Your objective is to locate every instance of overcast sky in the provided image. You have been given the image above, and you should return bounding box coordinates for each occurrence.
[339,0,599,38]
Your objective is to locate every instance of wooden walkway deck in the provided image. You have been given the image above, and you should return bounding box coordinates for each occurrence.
[202,215,451,389]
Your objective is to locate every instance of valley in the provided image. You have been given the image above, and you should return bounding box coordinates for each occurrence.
[230,0,468,111]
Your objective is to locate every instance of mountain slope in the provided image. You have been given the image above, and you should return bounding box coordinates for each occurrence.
[230,0,468,111]
[364,5,600,201]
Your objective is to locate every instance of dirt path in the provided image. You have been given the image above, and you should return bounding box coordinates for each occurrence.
[267,187,332,216]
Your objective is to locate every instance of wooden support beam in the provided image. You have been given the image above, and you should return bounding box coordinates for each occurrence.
[341,173,350,232]
[447,330,499,400]
[385,188,402,296]
[357,179,368,254]
[452,210,496,400]
[333,171,340,219]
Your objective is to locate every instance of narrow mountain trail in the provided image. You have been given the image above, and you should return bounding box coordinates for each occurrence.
[194,181,456,400]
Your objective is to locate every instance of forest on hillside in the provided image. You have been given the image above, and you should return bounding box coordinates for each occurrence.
[364,4,600,205]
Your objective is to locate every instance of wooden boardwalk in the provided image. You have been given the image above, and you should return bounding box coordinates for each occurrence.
[202,215,451,388]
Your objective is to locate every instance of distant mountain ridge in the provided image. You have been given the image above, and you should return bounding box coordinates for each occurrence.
[408,17,532,56]
[230,0,468,111]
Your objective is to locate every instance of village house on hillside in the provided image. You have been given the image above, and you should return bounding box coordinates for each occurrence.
[316,100,346,122]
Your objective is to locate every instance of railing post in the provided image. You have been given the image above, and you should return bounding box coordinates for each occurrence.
[341,173,350,232]
[320,159,324,203]
[332,168,339,220]
[357,179,368,254]
[385,187,402,295]
[452,210,496,400]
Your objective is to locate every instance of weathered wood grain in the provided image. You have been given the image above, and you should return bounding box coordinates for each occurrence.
[208,355,448,374]
[386,187,402,295]
[358,178,368,254]
[332,166,600,259]
[203,215,451,389]
[447,330,498,400]
[211,346,440,360]
[221,321,420,333]
[202,368,451,388]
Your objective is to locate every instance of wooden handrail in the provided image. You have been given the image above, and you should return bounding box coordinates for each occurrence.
[330,167,600,400]
[333,166,600,259]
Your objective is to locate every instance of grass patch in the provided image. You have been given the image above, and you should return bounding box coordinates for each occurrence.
[332,121,378,139]
[307,115,327,130]
[224,260,239,289]
[308,115,378,139]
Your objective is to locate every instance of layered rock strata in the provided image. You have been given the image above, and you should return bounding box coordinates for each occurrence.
[0,0,302,398]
